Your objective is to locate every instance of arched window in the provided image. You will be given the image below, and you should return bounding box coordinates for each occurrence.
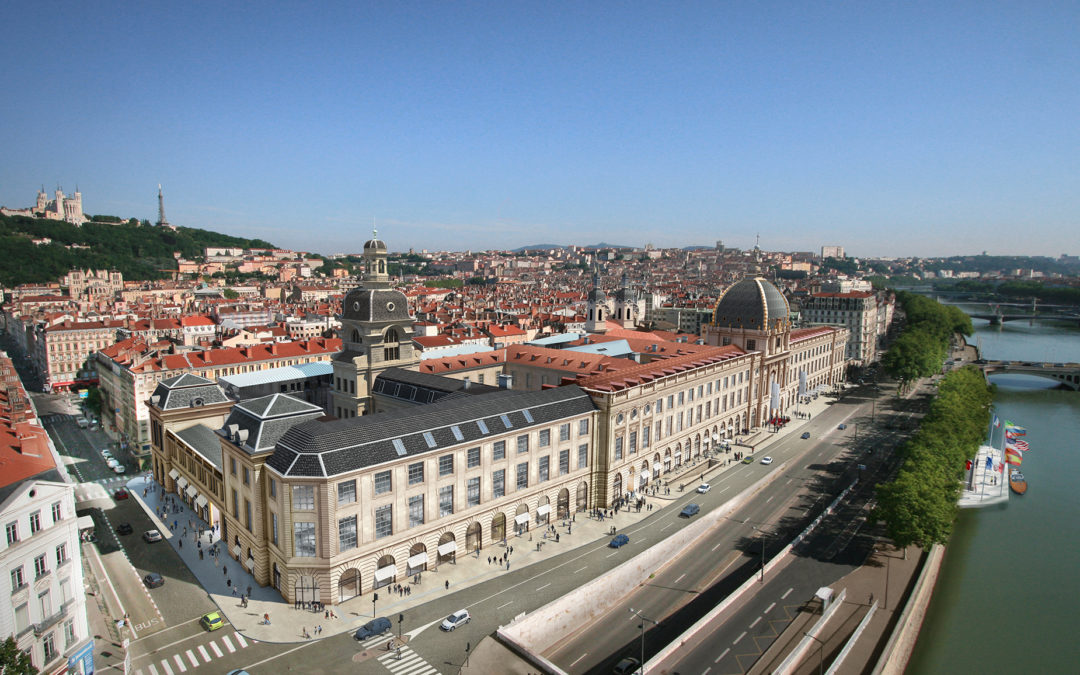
[383,327,400,361]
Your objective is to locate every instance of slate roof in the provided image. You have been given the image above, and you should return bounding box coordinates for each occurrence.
[372,367,497,405]
[266,385,596,478]
[175,424,224,469]
[149,374,231,411]
[218,394,325,455]
[712,277,790,331]
[341,288,411,323]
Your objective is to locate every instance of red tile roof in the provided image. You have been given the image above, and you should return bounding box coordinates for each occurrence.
[575,344,745,392]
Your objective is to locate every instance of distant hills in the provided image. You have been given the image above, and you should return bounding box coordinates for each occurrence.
[513,242,635,252]
[0,213,275,287]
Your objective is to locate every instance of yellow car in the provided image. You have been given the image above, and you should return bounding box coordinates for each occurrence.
[200,611,225,632]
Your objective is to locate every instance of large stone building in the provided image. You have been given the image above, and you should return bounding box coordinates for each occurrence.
[800,291,879,365]
[0,186,87,225]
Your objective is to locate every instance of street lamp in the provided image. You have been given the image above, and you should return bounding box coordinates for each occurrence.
[805,632,825,675]
[628,607,657,675]
[750,525,771,584]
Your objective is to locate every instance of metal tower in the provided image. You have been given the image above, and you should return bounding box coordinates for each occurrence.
[156,184,171,227]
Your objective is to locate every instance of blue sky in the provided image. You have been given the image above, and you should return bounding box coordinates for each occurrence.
[2,1,1078,257]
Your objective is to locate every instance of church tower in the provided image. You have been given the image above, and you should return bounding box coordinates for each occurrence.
[584,269,608,334]
[613,272,639,329]
[331,229,418,418]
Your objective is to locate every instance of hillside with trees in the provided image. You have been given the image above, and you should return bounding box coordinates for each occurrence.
[0,213,275,287]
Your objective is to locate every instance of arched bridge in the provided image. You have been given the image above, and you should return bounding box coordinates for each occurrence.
[979,360,1080,390]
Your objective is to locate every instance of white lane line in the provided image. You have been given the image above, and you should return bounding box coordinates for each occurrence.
[733,631,747,645]
[536,583,551,592]
[234,632,248,648]
[749,616,761,628]
[171,655,186,672]
[132,617,203,643]
[765,602,776,614]
[675,573,686,583]
[786,478,793,485]
[607,551,620,557]
[197,646,210,662]
[766,495,774,503]
[573,566,587,574]
[239,641,317,672]
[712,542,723,551]
[222,635,236,653]
[497,601,513,609]
[148,664,159,675]
[185,650,198,668]
[568,653,589,668]
[715,647,730,662]
[702,668,711,674]
[209,641,223,657]
[661,522,675,531]
[159,660,173,675]
[781,587,794,599]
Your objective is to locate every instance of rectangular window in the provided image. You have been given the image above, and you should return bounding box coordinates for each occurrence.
[450,425,464,441]
[643,426,650,448]
[55,543,68,567]
[422,431,437,448]
[374,470,392,494]
[10,566,24,591]
[517,434,529,454]
[614,436,623,460]
[539,429,551,447]
[243,467,250,485]
[579,419,589,435]
[559,449,570,475]
[64,619,76,649]
[292,485,314,510]
[629,431,637,455]
[338,515,357,551]
[500,414,513,429]
[467,477,481,507]
[408,462,424,485]
[51,502,62,523]
[516,462,529,489]
[493,440,506,461]
[230,457,237,475]
[408,495,424,528]
[539,455,550,482]
[467,447,481,468]
[375,505,393,539]
[14,604,29,633]
[477,419,490,435]
[43,632,56,662]
[271,513,278,545]
[656,398,664,413]
[439,454,454,476]
[269,479,277,499]
[337,479,357,505]
[293,522,316,557]
[559,423,571,442]
[5,522,17,545]
[522,409,535,423]
[439,485,454,517]
[578,444,588,469]
[245,500,253,530]
[34,553,48,578]
[677,411,684,432]
[493,469,505,498]
[232,489,239,517]
[29,511,41,534]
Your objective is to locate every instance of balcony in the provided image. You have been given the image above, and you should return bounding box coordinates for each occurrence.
[33,603,68,636]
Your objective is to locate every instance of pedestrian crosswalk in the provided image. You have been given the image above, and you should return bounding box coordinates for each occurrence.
[376,643,439,675]
[134,630,251,675]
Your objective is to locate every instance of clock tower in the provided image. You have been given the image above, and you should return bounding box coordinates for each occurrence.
[331,229,418,418]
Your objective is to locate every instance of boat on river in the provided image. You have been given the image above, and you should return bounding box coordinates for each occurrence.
[1009,471,1027,495]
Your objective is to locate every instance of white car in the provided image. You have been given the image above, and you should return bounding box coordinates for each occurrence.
[113,465,126,474]
[760,456,774,465]
[106,458,119,469]
[697,483,711,494]
[440,609,471,631]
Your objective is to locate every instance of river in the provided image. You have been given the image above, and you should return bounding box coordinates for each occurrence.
[906,309,1080,673]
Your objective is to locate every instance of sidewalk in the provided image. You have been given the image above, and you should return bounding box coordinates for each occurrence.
[122,387,846,648]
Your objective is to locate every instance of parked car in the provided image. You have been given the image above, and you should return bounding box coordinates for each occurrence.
[697,483,711,494]
[143,573,164,588]
[609,533,630,548]
[101,449,113,460]
[116,523,133,535]
[354,616,392,640]
[200,611,225,631]
[113,465,126,474]
[440,609,471,631]
[760,456,773,465]
[106,458,119,469]
[142,529,163,543]
[679,503,701,518]
[613,657,642,674]
[838,424,847,430]
[801,432,811,439]
[76,416,89,428]
[113,488,129,500]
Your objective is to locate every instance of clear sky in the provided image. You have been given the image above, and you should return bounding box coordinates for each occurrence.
[2,1,1078,258]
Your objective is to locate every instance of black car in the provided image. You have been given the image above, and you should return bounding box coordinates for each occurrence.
[354,616,392,640]
[143,573,164,588]
[116,523,133,535]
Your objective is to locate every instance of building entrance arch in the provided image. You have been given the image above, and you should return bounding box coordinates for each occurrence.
[557,488,570,519]
[514,503,530,535]
[466,521,482,552]
[577,481,588,511]
[407,542,428,573]
[537,495,551,525]
[491,512,506,542]
[437,531,457,565]
[296,574,320,605]
[374,554,396,590]
[338,568,361,603]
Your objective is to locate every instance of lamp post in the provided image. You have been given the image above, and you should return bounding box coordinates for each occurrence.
[628,607,657,675]
[750,525,770,584]
[805,632,825,675]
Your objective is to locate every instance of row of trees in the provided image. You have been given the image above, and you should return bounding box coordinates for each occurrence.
[938,278,1080,304]
[873,365,993,550]
[882,291,973,392]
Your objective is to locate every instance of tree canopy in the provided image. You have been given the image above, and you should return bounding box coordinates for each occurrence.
[882,291,973,392]
[0,636,38,675]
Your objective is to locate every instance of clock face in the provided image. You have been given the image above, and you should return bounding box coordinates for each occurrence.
[386,301,395,312]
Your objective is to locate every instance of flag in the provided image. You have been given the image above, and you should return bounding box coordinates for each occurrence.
[985,455,993,469]
[1005,430,1017,441]
[1012,439,1030,452]
[997,461,1005,473]
[992,415,1001,428]
[1005,448,1023,466]
[1005,421,1027,435]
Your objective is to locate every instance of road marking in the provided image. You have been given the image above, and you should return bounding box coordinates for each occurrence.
[147,664,159,675]
[786,478,793,485]
[675,573,686,583]
[497,601,513,609]
[765,495,774,503]
[185,650,198,667]
[607,551,619,557]
[733,631,747,645]
[702,668,711,674]
[749,616,761,628]
[661,522,675,531]
[573,566,587,574]
[160,661,173,675]
[781,587,793,599]
[132,617,202,643]
[239,641,315,672]
[209,641,222,657]
[536,582,551,591]
[765,602,776,614]
[712,542,723,551]
[234,632,248,648]
[197,646,210,662]
[715,647,730,662]
[568,653,589,668]
[222,635,236,652]
[171,654,186,672]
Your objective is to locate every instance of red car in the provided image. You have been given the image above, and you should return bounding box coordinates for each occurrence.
[113,489,129,500]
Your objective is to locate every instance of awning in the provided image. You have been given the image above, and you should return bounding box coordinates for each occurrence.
[514,512,530,525]
[653,462,662,474]
[711,433,720,443]
[168,469,179,479]
[407,552,428,569]
[232,545,242,558]
[437,541,457,556]
[245,557,255,571]
[374,564,397,582]
[77,515,95,532]
[176,477,188,489]
[195,495,208,508]
[536,504,551,517]
[185,485,197,498]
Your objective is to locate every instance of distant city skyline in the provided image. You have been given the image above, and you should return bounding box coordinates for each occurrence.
[2,2,1077,258]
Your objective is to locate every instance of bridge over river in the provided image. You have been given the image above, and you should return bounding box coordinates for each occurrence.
[979,360,1080,390]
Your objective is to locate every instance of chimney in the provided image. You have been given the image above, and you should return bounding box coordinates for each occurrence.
[462,376,471,390]
[498,373,514,389]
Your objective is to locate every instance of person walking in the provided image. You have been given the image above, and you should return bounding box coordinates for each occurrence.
[445,580,450,590]
[264,613,270,625]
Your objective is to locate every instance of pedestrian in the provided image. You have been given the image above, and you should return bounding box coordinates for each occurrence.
[445,580,450,590]
[510,546,514,555]
[506,560,511,570]
[179,539,183,549]
[264,613,270,625]
[199,550,204,560]
[303,627,310,639]
[224,566,228,577]
[317,625,322,635]
[487,556,491,565]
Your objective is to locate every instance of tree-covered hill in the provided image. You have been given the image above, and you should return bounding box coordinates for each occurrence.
[0,214,275,287]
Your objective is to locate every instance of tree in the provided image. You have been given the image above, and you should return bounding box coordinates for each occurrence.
[223,288,239,299]
[0,636,38,675]
[83,387,103,416]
